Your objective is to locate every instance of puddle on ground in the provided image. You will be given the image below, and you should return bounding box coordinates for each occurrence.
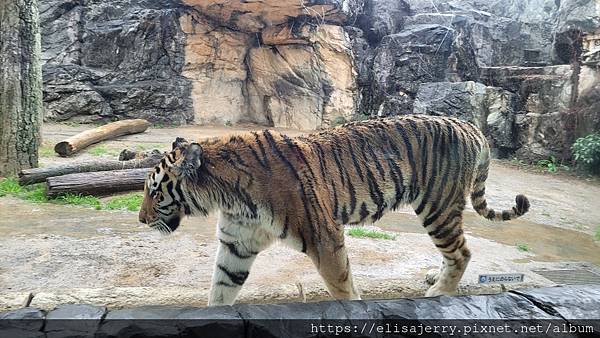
[376,210,600,266]
[1,197,598,265]
[0,197,215,243]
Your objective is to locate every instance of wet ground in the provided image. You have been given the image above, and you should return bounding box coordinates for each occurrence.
[1,123,599,310]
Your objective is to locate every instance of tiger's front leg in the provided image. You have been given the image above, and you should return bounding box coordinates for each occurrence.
[208,212,273,306]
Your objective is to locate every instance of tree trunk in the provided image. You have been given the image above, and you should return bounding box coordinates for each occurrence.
[0,0,43,177]
[54,119,151,157]
[18,150,163,185]
[46,168,150,197]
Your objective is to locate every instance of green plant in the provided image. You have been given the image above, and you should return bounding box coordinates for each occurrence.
[536,156,558,173]
[52,193,102,210]
[39,145,55,157]
[1,177,150,210]
[331,116,347,127]
[352,114,371,122]
[0,177,22,196]
[572,133,600,174]
[88,145,120,157]
[0,178,48,202]
[20,185,48,203]
[516,243,530,252]
[105,193,144,211]
[347,227,396,240]
[594,227,600,242]
[88,145,109,156]
[224,120,233,127]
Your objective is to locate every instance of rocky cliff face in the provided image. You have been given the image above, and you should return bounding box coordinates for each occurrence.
[41,0,358,130]
[40,0,600,160]
[178,3,357,130]
[347,0,600,160]
[41,0,193,125]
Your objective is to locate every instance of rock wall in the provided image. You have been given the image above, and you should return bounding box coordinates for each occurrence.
[40,0,600,159]
[41,0,358,130]
[346,0,600,160]
[41,0,193,125]
[178,0,359,130]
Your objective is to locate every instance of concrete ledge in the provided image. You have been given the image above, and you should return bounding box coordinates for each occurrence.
[4,281,547,312]
[1,285,599,337]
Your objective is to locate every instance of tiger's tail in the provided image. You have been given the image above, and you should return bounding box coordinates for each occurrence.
[470,146,530,221]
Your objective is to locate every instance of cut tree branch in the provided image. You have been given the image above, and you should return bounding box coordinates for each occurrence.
[54,119,150,157]
[46,168,150,197]
[18,150,163,185]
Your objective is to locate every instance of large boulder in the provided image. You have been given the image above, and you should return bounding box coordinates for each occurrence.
[402,14,480,79]
[480,66,573,113]
[515,111,569,161]
[480,66,575,161]
[372,24,455,116]
[402,0,598,67]
[43,64,192,125]
[413,81,519,156]
[347,9,482,117]
[43,65,112,123]
[350,0,411,46]
[401,4,556,67]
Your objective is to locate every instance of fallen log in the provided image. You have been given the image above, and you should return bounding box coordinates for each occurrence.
[19,150,163,185]
[46,168,150,197]
[54,119,150,157]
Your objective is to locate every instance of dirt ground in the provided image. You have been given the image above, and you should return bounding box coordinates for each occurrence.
[1,123,599,311]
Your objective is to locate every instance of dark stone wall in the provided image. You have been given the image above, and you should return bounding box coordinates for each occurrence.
[343,0,599,117]
[343,0,599,160]
[40,0,193,124]
[1,285,599,337]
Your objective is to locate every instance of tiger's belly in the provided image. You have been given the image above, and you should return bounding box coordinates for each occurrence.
[331,181,414,226]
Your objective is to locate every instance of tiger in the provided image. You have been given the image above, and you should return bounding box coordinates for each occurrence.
[138,115,530,306]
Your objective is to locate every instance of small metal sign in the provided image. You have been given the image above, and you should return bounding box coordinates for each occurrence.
[478,273,525,284]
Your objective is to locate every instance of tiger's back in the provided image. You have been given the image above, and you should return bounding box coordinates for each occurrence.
[139,115,530,305]
[293,115,486,226]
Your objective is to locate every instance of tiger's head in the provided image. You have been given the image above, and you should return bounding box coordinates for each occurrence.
[138,137,203,234]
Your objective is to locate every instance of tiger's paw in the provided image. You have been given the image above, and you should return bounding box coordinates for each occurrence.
[425,268,440,286]
[425,285,457,297]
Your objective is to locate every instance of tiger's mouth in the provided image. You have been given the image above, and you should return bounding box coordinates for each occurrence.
[149,216,181,234]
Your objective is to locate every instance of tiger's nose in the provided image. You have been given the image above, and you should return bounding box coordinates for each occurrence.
[139,210,147,224]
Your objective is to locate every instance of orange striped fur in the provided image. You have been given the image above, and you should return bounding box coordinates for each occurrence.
[139,115,530,305]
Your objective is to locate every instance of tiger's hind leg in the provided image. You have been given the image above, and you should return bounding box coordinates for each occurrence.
[416,199,471,297]
[308,234,361,301]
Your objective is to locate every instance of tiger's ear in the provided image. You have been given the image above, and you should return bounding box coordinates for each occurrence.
[172,137,189,150]
[180,142,203,173]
